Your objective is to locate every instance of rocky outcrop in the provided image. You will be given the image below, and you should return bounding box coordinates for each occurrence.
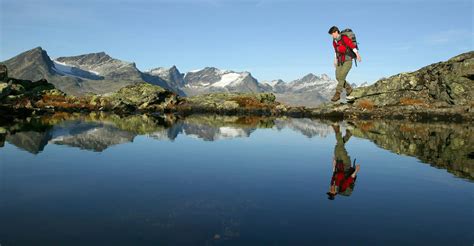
[348,51,474,106]
[176,92,280,116]
[0,64,8,81]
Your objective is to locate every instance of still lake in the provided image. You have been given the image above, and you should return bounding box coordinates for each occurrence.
[0,113,473,245]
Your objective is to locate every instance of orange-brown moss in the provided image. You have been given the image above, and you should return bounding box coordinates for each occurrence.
[355,99,375,111]
[230,96,267,108]
[357,121,374,132]
[35,94,98,111]
[399,97,429,107]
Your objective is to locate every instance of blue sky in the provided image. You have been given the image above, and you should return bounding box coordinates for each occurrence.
[1,0,472,84]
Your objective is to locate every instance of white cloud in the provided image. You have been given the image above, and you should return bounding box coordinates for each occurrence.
[425,29,472,45]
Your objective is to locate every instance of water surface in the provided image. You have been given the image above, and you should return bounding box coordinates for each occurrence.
[1,113,473,245]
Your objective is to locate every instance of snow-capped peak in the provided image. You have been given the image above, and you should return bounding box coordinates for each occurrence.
[263,79,285,87]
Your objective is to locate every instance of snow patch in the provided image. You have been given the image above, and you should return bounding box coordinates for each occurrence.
[52,60,100,77]
[189,68,203,73]
[216,127,247,139]
[212,72,243,87]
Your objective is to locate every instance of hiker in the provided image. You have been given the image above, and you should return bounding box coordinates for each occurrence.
[328,26,362,102]
[326,123,361,200]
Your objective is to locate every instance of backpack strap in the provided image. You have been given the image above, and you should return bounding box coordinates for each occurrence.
[340,35,358,67]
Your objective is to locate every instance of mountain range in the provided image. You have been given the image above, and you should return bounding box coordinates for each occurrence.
[1,47,364,106]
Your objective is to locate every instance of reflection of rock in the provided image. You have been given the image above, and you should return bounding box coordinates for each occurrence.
[351,121,474,180]
[0,126,6,147]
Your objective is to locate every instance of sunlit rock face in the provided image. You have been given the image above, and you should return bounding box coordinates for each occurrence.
[350,51,474,107]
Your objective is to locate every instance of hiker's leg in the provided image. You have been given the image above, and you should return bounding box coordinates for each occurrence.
[335,64,346,94]
[334,130,351,167]
[332,64,345,101]
[339,61,353,93]
[343,129,352,143]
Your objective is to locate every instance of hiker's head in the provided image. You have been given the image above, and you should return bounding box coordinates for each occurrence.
[328,26,340,39]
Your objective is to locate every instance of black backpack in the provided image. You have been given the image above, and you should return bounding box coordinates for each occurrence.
[340,28,359,66]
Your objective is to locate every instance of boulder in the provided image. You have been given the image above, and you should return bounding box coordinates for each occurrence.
[0,83,11,100]
[0,64,8,81]
[105,83,180,112]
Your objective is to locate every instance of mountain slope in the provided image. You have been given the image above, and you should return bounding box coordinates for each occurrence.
[2,47,181,96]
[142,66,186,95]
[264,73,338,107]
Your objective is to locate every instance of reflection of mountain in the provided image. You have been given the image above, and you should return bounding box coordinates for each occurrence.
[351,121,474,180]
[50,121,136,152]
[1,114,473,182]
[183,124,253,141]
[6,131,52,154]
[274,118,333,138]
[3,119,54,154]
[1,114,176,153]
[148,122,183,141]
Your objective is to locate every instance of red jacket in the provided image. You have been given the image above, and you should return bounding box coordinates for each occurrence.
[333,35,357,62]
[330,162,355,193]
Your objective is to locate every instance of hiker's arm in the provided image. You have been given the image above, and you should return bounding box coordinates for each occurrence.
[343,36,362,62]
[351,165,360,178]
[353,49,362,62]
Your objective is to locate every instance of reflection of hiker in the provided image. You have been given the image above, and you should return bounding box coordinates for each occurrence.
[328,26,362,102]
[327,124,361,200]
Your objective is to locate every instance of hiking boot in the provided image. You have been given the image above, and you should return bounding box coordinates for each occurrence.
[345,84,353,96]
[331,91,341,102]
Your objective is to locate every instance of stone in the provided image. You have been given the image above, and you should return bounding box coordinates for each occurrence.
[222,100,240,110]
[0,64,8,81]
[0,83,11,100]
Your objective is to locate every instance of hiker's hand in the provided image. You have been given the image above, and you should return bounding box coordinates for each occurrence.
[356,54,362,62]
